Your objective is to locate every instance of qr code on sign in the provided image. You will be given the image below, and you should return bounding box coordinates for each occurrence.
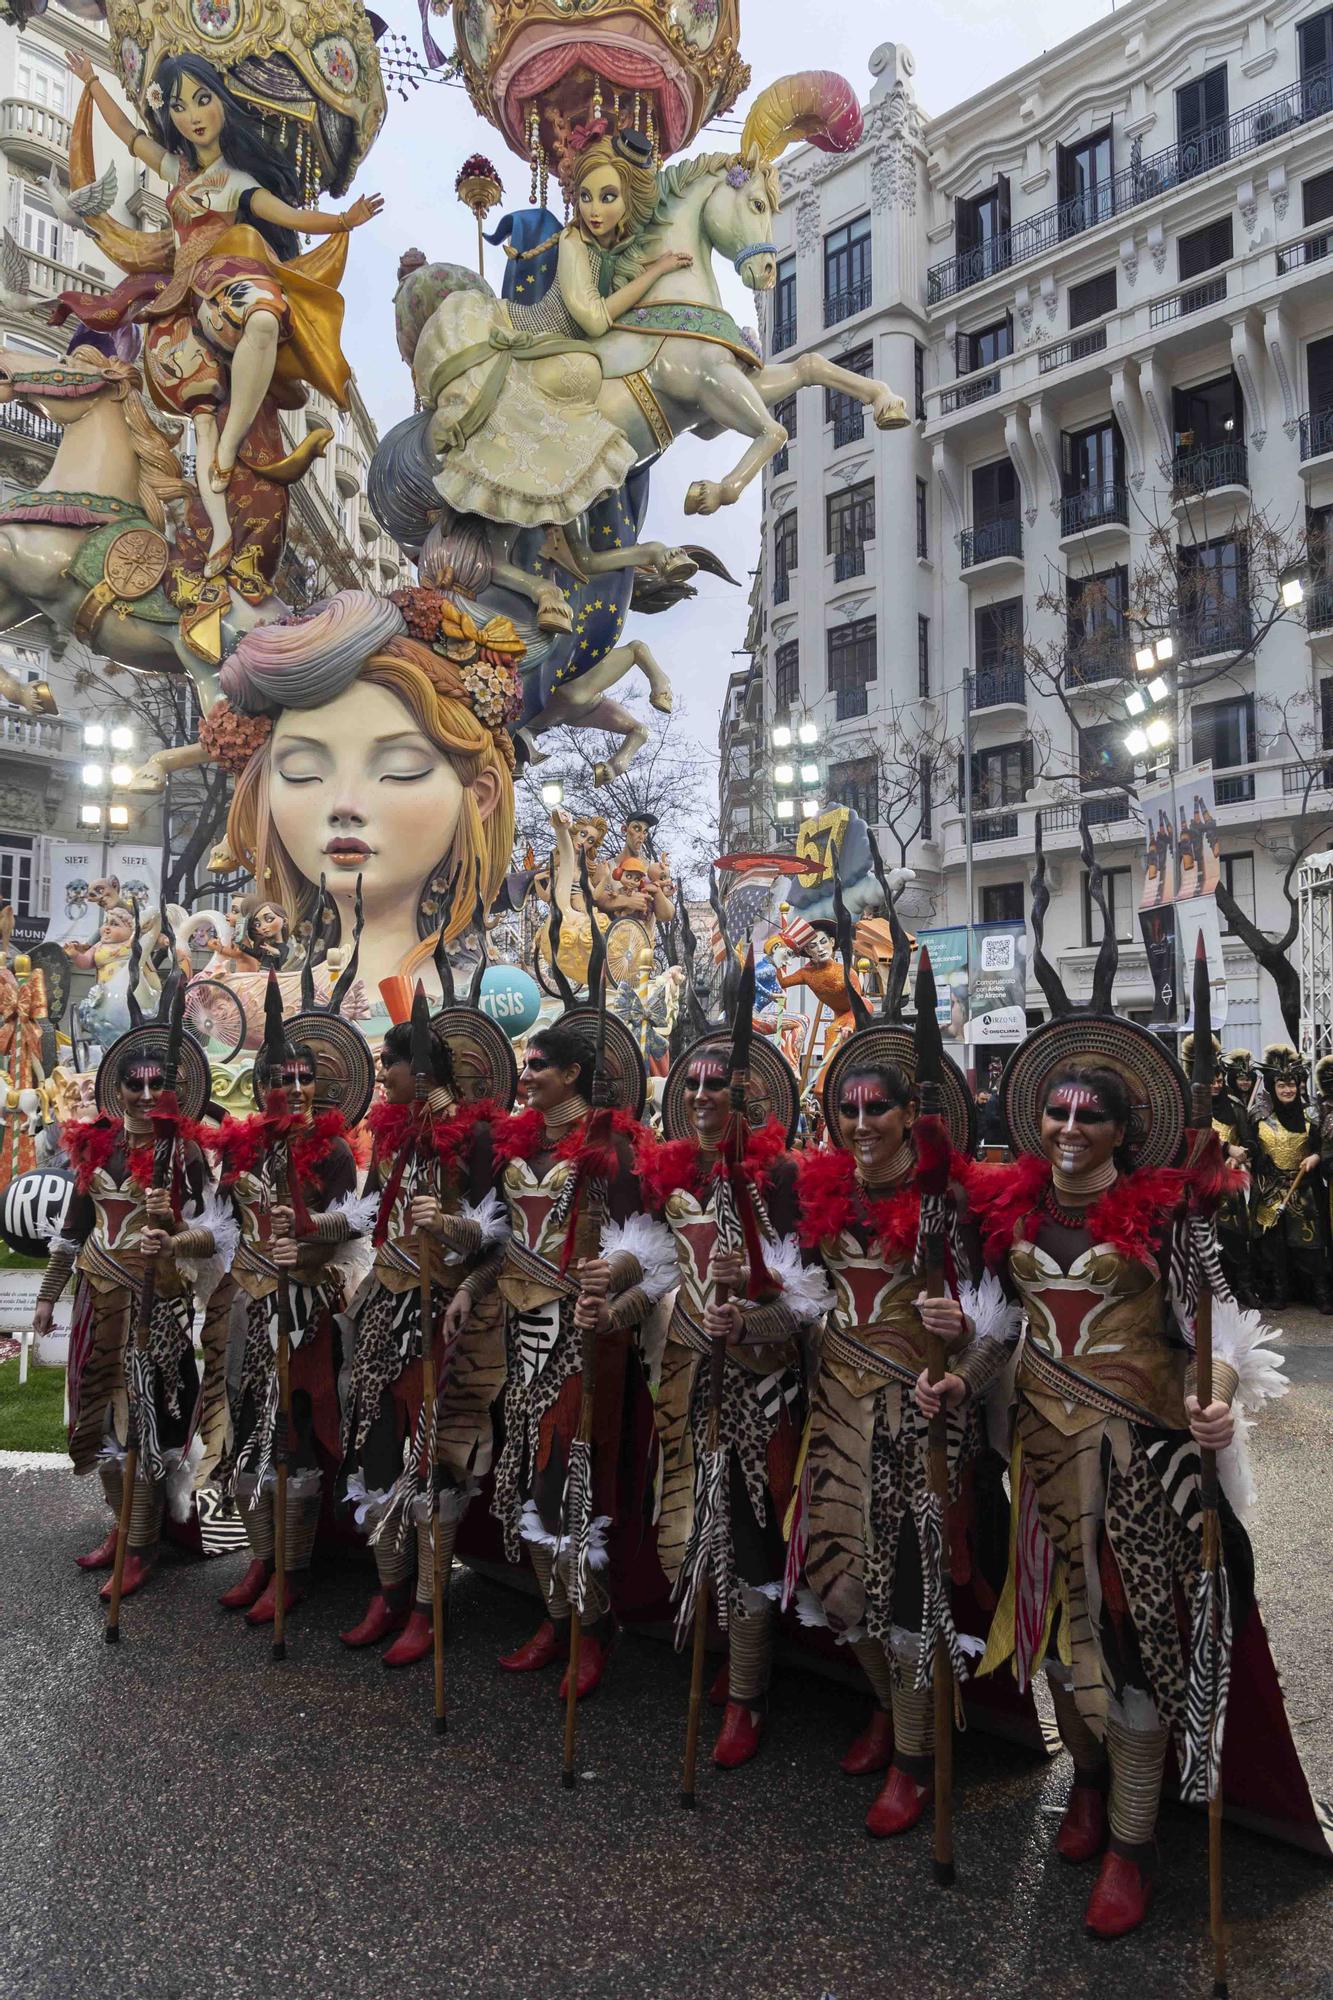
[980,936,1015,972]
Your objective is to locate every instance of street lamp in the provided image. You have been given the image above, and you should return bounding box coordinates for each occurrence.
[539,779,563,807]
[771,724,793,749]
[1125,726,1150,757]
[797,720,818,746]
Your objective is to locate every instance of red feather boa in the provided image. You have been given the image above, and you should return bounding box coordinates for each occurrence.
[366,1096,502,1173]
[492,1103,642,1168]
[794,1146,921,1266]
[635,1117,788,1211]
[62,1105,201,1195]
[210,1106,347,1183]
[957,1153,1194,1268]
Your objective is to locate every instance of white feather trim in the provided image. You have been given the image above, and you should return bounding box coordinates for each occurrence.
[518,1497,611,1568]
[601,1212,676,1303]
[176,1189,241,1305]
[1209,1296,1289,1519]
[957,1271,1022,1347]
[163,1438,204,1522]
[324,1189,380,1238]
[740,1580,782,1611]
[43,1228,80,1259]
[344,1473,392,1529]
[794,1586,863,1645]
[762,1232,835,1324]
[458,1187,509,1251]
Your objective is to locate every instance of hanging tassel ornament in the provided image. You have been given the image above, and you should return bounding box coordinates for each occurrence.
[632,90,641,130]
[528,108,540,204]
[591,72,602,120]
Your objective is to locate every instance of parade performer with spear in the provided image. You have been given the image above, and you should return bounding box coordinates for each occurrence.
[208,969,373,1639]
[35,971,216,1628]
[637,947,826,1788]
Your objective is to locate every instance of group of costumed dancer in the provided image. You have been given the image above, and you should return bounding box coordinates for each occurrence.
[33,863,1320,1970]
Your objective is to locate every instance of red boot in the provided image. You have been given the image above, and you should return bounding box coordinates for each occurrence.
[841,1708,894,1776]
[557,1630,613,1701]
[245,1572,306,1625]
[1056,1782,1109,1864]
[383,1609,434,1668]
[339,1590,408,1648]
[708,1660,730,1708]
[75,1528,120,1571]
[218,1559,271,1611]
[98,1551,154,1601]
[1084,1849,1155,1939]
[866,1764,931,1838]
[713,1701,764,1769]
[499,1619,566,1672]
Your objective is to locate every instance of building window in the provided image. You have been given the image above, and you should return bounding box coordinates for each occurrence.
[771,393,796,474]
[823,213,872,323]
[773,641,800,714]
[920,752,933,839]
[918,615,930,698]
[0,841,33,917]
[1057,128,1114,235]
[974,597,1023,672]
[914,341,926,421]
[981,881,1025,924]
[1191,693,1254,770]
[826,479,875,565]
[1179,536,1250,651]
[971,742,1032,808]
[828,755,879,827]
[1176,67,1229,177]
[1219,853,1256,930]
[1321,673,1333,747]
[1068,269,1116,328]
[826,617,877,721]
[12,183,64,266]
[1179,216,1233,281]
[957,313,1012,375]
[1300,7,1333,82]
[1309,333,1333,422]
[1078,721,1133,791]
[1304,167,1333,228]
[916,478,928,559]
[971,457,1019,526]
[1067,566,1128,674]
[773,256,796,349]
[16,41,68,112]
[955,178,1011,280]
[1082,866,1134,944]
[773,510,797,601]
[824,343,873,442]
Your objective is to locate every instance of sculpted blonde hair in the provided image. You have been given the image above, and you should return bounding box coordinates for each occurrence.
[224,637,516,960]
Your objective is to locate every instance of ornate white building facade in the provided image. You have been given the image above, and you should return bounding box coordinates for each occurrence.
[738,0,1333,1052]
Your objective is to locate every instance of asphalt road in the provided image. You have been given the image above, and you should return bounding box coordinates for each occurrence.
[2,1310,1331,2000]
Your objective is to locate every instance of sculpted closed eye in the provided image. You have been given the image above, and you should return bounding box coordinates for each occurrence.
[274,757,323,786]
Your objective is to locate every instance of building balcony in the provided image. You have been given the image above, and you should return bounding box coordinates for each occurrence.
[833,684,869,721]
[0,97,70,171]
[772,315,797,353]
[961,515,1023,571]
[334,441,361,495]
[1299,407,1333,464]
[1038,325,1109,376]
[1150,275,1227,327]
[1060,482,1129,539]
[24,252,108,303]
[1178,604,1254,657]
[0,401,59,455]
[967,661,1025,711]
[1307,579,1333,633]
[770,442,789,475]
[1041,791,1133,831]
[1062,634,1131,688]
[939,370,1000,416]
[1277,230,1333,278]
[1213,769,1256,804]
[926,65,1333,305]
[832,405,865,449]
[0,706,82,761]
[773,568,791,605]
[823,279,872,328]
[972,808,1020,842]
[833,544,867,582]
[1171,439,1248,502]
[357,495,379,542]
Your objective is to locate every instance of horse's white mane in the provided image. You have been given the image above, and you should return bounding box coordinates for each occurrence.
[615,152,781,280]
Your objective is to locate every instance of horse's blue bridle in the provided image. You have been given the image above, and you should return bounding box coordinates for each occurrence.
[733,242,777,272]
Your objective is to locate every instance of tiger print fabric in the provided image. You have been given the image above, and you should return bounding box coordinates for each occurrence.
[67,1283,195,1475]
[491,1310,583,1562]
[192,1274,236,1489]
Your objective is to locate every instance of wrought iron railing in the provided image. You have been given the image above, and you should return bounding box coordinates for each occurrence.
[1043,793,1132,829]
[1213,771,1256,804]
[1299,407,1333,461]
[968,662,1026,709]
[927,66,1333,303]
[1170,438,1249,496]
[1062,634,1131,686]
[832,404,865,447]
[772,315,797,353]
[1150,274,1228,325]
[771,443,789,476]
[1306,578,1333,630]
[1278,229,1333,275]
[940,370,1000,415]
[834,545,867,581]
[823,279,872,327]
[972,810,1020,842]
[0,402,58,448]
[961,516,1023,568]
[1060,483,1129,535]
[834,684,869,721]
[1178,602,1254,655]
[1039,324,1109,375]
[773,568,791,604]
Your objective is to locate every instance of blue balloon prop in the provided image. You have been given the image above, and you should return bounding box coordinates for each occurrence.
[479,965,541,1039]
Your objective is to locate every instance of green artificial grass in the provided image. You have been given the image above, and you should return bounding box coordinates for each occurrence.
[0,1357,67,1454]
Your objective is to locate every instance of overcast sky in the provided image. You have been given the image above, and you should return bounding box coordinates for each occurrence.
[344,0,1117,768]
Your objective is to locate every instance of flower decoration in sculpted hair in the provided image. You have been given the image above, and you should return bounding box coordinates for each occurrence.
[145,81,164,110]
[197,699,273,777]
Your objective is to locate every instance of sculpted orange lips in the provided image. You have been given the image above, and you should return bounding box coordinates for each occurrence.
[325,837,371,868]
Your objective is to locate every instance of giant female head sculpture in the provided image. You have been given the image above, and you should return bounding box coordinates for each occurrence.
[216,590,517,1008]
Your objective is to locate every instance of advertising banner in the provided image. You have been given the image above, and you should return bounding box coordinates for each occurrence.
[1139,904,1178,1026]
[42,844,102,942]
[968,920,1029,1045]
[915,926,969,1041]
[1137,764,1221,910]
[1177,896,1229,1030]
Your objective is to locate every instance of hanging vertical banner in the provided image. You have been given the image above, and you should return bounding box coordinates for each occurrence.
[915,926,969,1040]
[968,920,1029,1045]
[1178,897,1229,1029]
[1139,904,1178,1025]
[41,844,102,942]
[105,844,162,911]
[1137,764,1219,909]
